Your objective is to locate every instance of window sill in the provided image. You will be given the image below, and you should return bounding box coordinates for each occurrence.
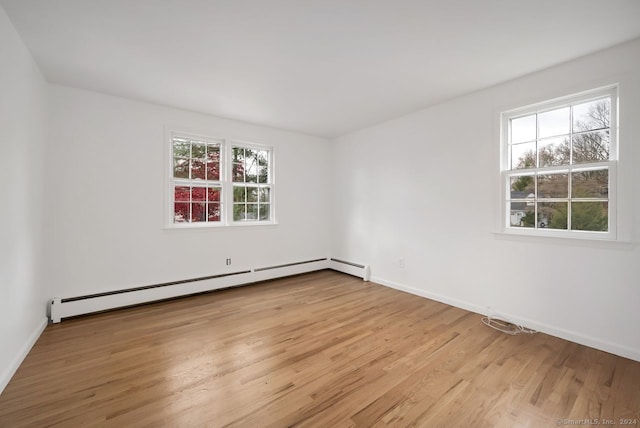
[164,221,278,230]
[492,230,635,250]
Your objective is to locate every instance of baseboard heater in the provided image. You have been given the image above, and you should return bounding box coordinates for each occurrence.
[329,258,371,281]
[49,257,370,323]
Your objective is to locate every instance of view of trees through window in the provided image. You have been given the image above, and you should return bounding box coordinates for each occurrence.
[506,96,612,233]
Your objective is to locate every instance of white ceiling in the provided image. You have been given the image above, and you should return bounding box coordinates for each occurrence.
[3,1,640,138]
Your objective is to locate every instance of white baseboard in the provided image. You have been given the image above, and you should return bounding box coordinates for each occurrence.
[371,275,640,363]
[0,317,47,395]
[372,276,487,316]
[502,313,640,363]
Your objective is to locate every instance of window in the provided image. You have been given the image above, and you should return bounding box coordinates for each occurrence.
[169,133,274,227]
[231,146,272,222]
[501,86,617,239]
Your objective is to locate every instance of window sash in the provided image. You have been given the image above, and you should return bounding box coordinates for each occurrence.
[228,142,273,224]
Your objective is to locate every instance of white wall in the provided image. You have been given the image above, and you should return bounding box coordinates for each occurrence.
[331,38,640,361]
[0,7,48,391]
[45,85,331,298]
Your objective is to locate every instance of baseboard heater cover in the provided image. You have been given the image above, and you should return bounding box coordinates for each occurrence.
[50,258,330,323]
[254,258,328,272]
[329,258,371,281]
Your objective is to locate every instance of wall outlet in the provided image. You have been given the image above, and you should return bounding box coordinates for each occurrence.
[398,257,405,269]
[225,258,231,266]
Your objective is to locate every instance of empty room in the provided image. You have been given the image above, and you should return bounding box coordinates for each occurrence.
[1,1,639,426]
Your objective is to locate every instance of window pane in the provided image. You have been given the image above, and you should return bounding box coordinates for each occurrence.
[573,98,610,132]
[572,169,608,198]
[572,130,609,164]
[191,203,206,222]
[245,153,258,183]
[246,204,258,220]
[173,158,189,179]
[191,187,206,202]
[510,175,534,197]
[233,204,245,221]
[537,173,568,198]
[191,143,206,159]
[174,203,189,223]
[511,142,536,170]
[257,150,268,166]
[259,187,271,203]
[207,203,221,222]
[539,107,570,138]
[245,171,257,183]
[206,146,220,181]
[511,115,536,143]
[173,139,190,158]
[571,202,608,232]
[245,148,257,160]
[232,147,244,162]
[233,186,246,203]
[538,137,569,167]
[232,162,244,182]
[191,159,205,180]
[509,202,534,228]
[174,186,190,202]
[258,166,269,183]
[259,204,270,221]
[207,187,220,202]
[247,187,258,203]
[537,202,567,229]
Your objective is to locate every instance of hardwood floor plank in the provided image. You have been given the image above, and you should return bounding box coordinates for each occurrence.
[0,270,638,427]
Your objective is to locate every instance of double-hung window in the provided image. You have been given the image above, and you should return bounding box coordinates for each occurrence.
[172,136,223,224]
[231,145,272,222]
[501,86,617,239]
[169,133,274,227]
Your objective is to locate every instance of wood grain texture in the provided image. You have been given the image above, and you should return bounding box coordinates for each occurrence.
[0,270,638,427]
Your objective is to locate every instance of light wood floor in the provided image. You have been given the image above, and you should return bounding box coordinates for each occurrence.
[0,270,638,427]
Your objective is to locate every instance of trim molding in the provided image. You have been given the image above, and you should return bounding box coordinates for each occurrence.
[371,275,640,363]
[371,276,487,316]
[0,317,47,395]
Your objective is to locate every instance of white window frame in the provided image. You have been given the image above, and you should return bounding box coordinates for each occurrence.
[500,86,618,240]
[166,130,275,228]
